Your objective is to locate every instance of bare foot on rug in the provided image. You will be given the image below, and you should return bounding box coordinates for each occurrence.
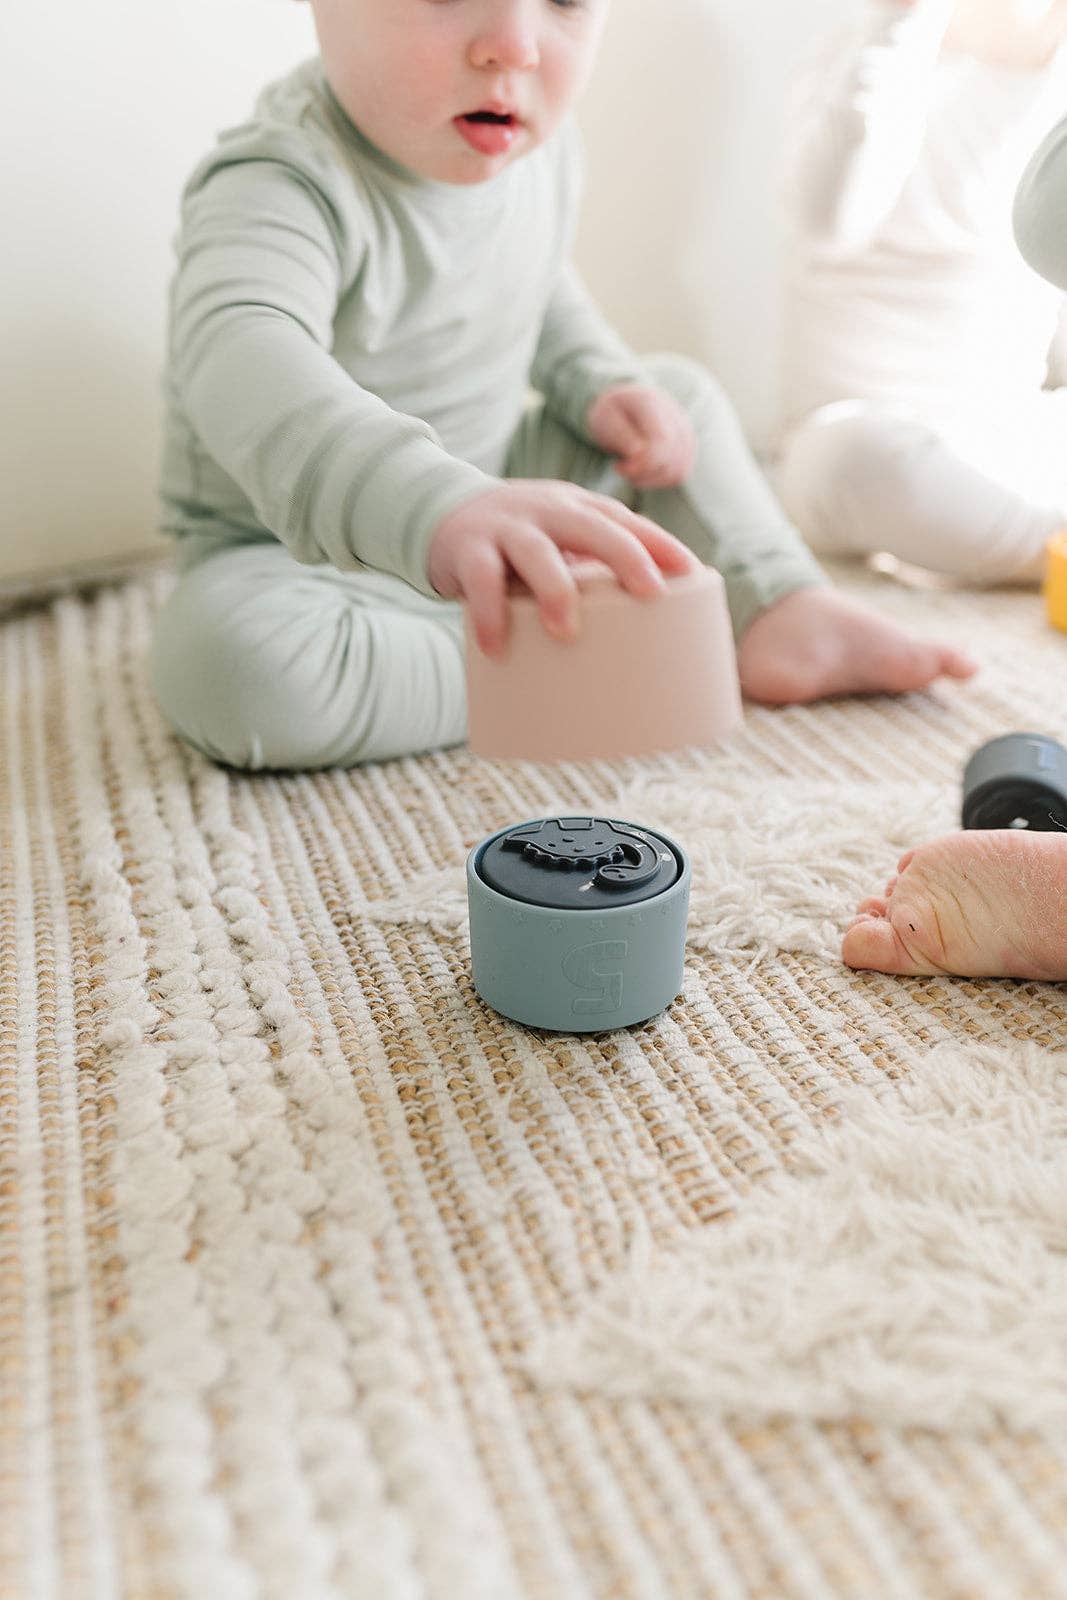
[737,587,977,705]
[842,831,1067,979]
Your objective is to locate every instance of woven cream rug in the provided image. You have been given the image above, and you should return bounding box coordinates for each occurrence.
[4,558,1067,1600]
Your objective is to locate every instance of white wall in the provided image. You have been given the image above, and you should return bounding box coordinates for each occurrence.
[1,0,316,584]
[576,0,858,449]
[0,0,857,587]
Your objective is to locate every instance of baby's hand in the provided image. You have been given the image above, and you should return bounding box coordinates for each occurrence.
[586,383,697,489]
[943,0,1067,65]
[427,479,700,658]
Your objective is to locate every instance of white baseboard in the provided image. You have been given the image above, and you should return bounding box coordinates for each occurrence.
[0,546,175,614]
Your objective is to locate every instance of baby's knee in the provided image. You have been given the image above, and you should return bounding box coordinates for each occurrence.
[151,570,363,771]
[152,583,280,770]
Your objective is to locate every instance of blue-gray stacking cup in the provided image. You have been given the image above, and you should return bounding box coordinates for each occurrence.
[962,733,1067,831]
[466,815,691,1033]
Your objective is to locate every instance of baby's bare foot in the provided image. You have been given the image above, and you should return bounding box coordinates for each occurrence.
[842,830,1067,979]
[737,587,977,705]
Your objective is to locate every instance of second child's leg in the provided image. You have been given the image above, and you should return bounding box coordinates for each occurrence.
[776,400,1064,584]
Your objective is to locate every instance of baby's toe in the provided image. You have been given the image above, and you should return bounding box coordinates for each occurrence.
[941,645,978,680]
[842,915,925,974]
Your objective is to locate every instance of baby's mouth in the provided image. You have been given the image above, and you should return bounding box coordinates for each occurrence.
[458,109,518,127]
[453,108,523,155]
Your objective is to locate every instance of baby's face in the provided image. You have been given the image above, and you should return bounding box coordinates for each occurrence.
[309,0,608,184]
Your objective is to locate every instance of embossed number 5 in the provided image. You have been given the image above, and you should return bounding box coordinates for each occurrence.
[561,940,628,1016]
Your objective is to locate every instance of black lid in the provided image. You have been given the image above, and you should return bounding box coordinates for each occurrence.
[962,732,1067,831]
[476,816,682,911]
[962,778,1067,831]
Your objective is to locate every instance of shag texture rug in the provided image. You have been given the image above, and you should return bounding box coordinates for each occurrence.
[4,557,1067,1600]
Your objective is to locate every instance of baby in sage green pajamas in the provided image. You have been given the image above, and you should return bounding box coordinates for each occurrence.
[152,0,975,771]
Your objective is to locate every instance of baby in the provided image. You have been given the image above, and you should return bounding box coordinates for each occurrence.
[151,0,973,772]
[844,85,1067,980]
[775,0,1067,584]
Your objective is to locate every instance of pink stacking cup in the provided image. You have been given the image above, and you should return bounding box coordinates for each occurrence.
[465,559,743,762]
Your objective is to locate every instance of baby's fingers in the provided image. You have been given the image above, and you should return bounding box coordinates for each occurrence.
[544,500,682,599]
[460,541,511,659]
[500,526,582,643]
[623,421,696,488]
[616,446,674,488]
[604,502,703,579]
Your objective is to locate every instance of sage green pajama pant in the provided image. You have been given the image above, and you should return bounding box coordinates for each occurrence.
[151,354,825,770]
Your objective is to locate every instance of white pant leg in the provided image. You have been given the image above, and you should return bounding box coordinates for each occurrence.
[775,395,1067,582]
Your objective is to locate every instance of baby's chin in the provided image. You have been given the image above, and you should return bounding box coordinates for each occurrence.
[432,109,565,185]
[437,132,542,186]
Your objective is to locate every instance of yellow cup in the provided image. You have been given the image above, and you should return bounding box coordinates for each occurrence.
[1045,532,1067,633]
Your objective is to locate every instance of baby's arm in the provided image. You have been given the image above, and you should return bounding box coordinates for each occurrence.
[528,264,695,485]
[169,136,493,597]
[425,259,699,654]
[1014,111,1067,291]
[782,0,954,253]
[528,263,650,439]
